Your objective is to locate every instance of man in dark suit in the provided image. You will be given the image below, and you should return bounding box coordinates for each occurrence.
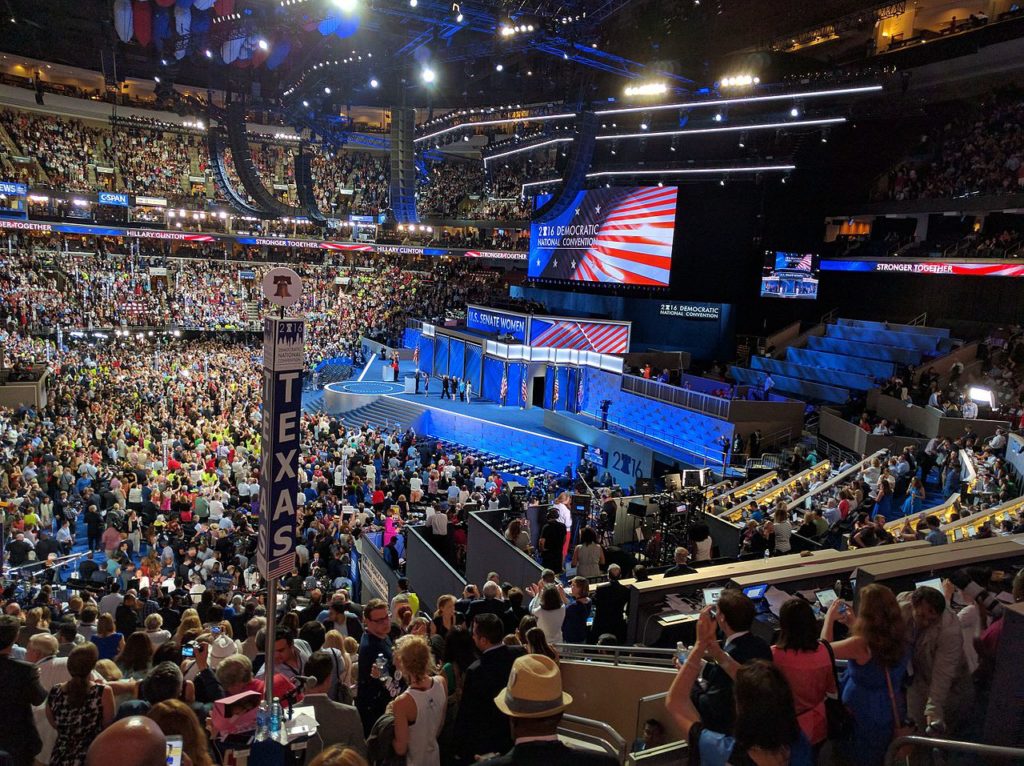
[478,653,616,766]
[300,651,367,764]
[691,589,772,732]
[589,563,629,643]
[454,613,525,763]
[0,614,47,766]
[466,581,506,625]
[454,583,479,619]
[663,547,697,579]
[538,509,567,573]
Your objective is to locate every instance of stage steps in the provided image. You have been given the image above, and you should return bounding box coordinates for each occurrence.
[339,397,427,433]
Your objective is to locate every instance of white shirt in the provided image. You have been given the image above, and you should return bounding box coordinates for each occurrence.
[555,502,572,531]
[430,512,448,536]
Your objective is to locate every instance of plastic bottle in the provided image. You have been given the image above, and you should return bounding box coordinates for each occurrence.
[254,701,269,742]
[764,548,771,560]
[269,697,282,742]
[374,652,387,676]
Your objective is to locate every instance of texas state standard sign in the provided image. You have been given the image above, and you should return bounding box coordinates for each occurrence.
[257,316,305,579]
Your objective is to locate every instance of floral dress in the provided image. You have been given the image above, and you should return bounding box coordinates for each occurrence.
[48,683,105,766]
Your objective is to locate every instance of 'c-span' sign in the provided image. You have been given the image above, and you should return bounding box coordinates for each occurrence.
[257,317,305,579]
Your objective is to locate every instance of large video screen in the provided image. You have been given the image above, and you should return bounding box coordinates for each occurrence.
[529,186,678,287]
[761,250,819,300]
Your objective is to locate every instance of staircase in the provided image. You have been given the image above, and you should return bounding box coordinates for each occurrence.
[337,397,427,433]
[245,300,260,324]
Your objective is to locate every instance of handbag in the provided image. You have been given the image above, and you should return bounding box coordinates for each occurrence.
[820,640,854,741]
[885,666,916,761]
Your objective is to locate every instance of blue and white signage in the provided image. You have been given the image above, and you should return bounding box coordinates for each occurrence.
[257,316,305,579]
[0,181,27,196]
[98,191,130,207]
[466,304,530,343]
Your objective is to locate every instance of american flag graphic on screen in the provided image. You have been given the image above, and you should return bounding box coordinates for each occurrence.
[530,318,630,354]
[530,186,678,287]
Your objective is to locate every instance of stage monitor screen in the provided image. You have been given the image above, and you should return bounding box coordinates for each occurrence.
[761,250,819,300]
[529,186,678,287]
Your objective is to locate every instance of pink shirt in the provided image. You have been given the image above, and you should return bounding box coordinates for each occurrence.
[771,644,836,745]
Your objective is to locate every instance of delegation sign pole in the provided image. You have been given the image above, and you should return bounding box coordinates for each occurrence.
[257,267,304,709]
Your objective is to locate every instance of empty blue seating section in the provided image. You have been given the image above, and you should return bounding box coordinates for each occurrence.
[806,335,921,366]
[730,365,851,404]
[750,356,876,391]
[787,347,895,379]
[730,318,951,405]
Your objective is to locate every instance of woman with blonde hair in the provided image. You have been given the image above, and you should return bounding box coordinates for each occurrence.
[321,629,354,701]
[821,583,909,766]
[47,644,115,766]
[148,699,213,766]
[173,609,202,646]
[391,635,447,766]
[308,745,367,766]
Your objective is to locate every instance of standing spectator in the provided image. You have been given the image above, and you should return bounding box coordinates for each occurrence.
[146,700,213,766]
[691,590,772,733]
[771,599,835,749]
[295,651,366,764]
[355,600,395,735]
[821,584,909,766]
[589,564,629,643]
[528,583,566,645]
[537,509,566,574]
[453,614,524,762]
[47,644,115,766]
[0,614,47,766]
[570,527,605,578]
[391,635,446,766]
[478,653,615,765]
[898,587,972,734]
[90,614,124,661]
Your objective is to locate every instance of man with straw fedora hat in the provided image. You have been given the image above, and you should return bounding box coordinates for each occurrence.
[477,654,618,765]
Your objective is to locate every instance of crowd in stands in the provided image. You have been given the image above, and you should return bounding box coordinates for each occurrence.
[308,148,389,217]
[881,90,1024,200]
[0,110,102,191]
[112,126,202,199]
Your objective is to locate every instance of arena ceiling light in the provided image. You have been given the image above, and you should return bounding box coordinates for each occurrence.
[595,116,847,141]
[595,84,883,115]
[624,82,667,97]
[484,136,575,164]
[415,112,576,143]
[720,74,759,88]
[370,78,379,88]
[585,164,796,179]
[332,0,358,11]
[421,66,436,83]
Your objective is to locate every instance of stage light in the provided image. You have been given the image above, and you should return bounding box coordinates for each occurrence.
[324,86,331,94]
[624,82,667,98]
[968,387,994,407]
[790,106,799,117]
[154,76,161,83]
[302,100,309,107]
[714,112,722,122]
[370,78,379,88]
[457,12,463,21]
[495,63,503,71]
[421,67,436,83]
[640,122,648,130]
[204,49,213,58]
[409,0,416,5]
[332,0,357,11]
[258,38,269,51]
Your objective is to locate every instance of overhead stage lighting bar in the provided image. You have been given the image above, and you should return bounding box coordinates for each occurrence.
[586,165,795,178]
[483,137,575,164]
[596,116,847,141]
[594,84,882,115]
[414,112,576,143]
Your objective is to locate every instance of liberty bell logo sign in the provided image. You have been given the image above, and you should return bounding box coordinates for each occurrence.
[262,266,303,308]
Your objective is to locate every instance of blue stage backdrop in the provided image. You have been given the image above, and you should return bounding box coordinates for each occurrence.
[482,357,504,403]
[465,343,483,395]
[508,363,524,408]
[434,335,449,377]
[449,339,466,381]
[417,335,434,375]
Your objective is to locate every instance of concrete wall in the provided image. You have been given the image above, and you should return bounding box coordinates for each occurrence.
[466,510,543,590]
[542,411,655,487]
[405,526,466,615]
[0,376,47,409]
[819,409,927,454]
[560,662,676,742]
[868,391,1010,439]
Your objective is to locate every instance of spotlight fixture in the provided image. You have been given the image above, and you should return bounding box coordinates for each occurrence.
[453,3,462,21]
[790,106,799,117]
[624,82,667,97]
[302,100,309,107]
[257,38,269,51]
[324,86,331,94]
[332,0,357,11]
[421,66,436,83]
[370,78,379,88]
[154,76,161,83]
[495,63,503,71]
[714,112,722,122]
[409,0,416,5]
[204,49,213,58]
[720,74,760,88]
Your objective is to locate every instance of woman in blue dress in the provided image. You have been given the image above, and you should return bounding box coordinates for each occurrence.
[821,584,910,766]
[901,477,926,517]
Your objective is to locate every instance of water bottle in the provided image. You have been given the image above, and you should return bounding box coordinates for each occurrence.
[764,548,771,560]
[254,700,269,741]
[374,652,388,678]
[269,698,282,743]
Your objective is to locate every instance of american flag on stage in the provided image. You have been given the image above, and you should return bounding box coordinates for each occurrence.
[499,365,508,406]
[552,367,560,408]
[520,366,528,408]
[530,318,630,355]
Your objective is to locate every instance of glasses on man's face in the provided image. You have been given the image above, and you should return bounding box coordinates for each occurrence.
[369,614,391,624]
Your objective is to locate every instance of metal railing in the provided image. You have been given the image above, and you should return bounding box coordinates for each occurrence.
[556,642,677,669]
[820,307,839,325]
[908,311,929,326]
[621,374,731,419]
[885,735,1024,764]
[582,410,727,467]
[560,714,628,764]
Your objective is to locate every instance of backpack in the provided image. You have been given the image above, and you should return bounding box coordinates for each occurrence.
[365,713,405,766]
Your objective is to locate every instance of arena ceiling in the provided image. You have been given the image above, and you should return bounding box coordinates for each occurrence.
[0,0,897,107]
